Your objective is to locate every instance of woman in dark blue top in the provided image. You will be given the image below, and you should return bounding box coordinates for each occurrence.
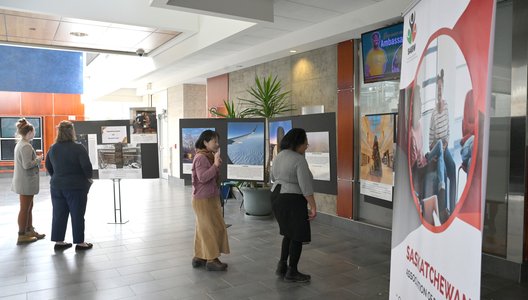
[45,121,94,251]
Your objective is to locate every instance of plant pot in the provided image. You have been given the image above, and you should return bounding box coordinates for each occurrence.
[241,186,272,216]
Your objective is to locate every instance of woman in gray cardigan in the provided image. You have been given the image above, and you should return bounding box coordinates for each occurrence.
[271,128,317,283]
[12,118,45,245]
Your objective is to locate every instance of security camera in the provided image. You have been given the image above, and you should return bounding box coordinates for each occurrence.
[136,48,145,57]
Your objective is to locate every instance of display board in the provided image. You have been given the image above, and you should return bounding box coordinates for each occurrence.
[180,114,336,194]
[290,113,337,195]
[271,113,337,195]
[360,113,396,201]
[74,120,159,179]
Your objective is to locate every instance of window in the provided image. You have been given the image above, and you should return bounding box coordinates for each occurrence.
[0,117,43,161]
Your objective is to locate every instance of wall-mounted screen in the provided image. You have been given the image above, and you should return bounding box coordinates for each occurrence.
[361,23,403,83]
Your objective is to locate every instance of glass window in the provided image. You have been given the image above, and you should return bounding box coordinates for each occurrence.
[0,117,43,161]
[483,0,513,258]
[357,46,400,228]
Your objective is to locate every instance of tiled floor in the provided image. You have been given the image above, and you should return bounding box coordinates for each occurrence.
[0,177,527,299]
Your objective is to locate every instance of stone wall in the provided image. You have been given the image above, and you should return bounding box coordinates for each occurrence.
[228,45,338,215]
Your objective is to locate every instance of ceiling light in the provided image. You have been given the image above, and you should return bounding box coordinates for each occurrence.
[289,50,297,53]
[70,32,88,37]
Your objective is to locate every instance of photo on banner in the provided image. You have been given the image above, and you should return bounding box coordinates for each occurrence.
[389,0,495,299]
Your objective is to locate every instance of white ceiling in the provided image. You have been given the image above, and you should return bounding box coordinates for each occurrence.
[0,0,408,99]
[0,8,181,54]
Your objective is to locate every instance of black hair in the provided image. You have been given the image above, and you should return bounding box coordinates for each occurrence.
[280,128,307,151]
[195,130,220,149]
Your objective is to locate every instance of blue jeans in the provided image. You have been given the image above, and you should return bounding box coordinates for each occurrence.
[426,140,446,191]
[444,148,456,211]
[461,135,474,169]
[51,188,89,244]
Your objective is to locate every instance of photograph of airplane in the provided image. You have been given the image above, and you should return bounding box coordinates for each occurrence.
[227,122,264,165]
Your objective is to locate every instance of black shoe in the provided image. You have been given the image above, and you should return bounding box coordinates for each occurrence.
[284,268,311,283]
[54,243,72,251]
[75,243,93,251]
[192,257,206,268]
[205,260,227,271]
[275,261,287,277]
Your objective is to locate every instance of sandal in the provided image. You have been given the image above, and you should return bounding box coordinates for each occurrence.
[75,243,93,251]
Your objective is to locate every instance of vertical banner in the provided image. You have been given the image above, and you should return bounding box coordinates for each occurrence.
[390,0,495,299]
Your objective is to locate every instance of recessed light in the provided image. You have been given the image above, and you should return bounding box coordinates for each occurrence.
[70,32,88,37]
[289,50,297,53]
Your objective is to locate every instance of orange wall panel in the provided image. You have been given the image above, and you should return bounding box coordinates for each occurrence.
[337,180,353,218]
[207,74,229,117]
[43,116,56,154]
[336,40,355,217]
[53,94,84,116]
[337,40,354,90]
[21,92,53,115]
[0,91,22,115]
[337,89,354,180]
[1,92,83,169]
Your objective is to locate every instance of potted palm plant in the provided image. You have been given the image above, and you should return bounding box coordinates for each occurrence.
[238,75,293,216]
[209,75,293,216]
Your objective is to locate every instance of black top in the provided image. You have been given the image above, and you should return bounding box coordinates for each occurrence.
[45,141,93,190]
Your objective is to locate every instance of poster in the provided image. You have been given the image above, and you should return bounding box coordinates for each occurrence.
[305,131,330,181]
[360,114,395,201]
[130,109,158,144]
[389,1,495,299]
[101,126,127,144]
[227,122,264,181]
[97,144,142,179]
[77,133,99,170]
[269,120,292,162]
[181,127,214,175]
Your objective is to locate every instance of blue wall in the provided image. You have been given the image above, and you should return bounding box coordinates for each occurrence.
[0,45,83,94]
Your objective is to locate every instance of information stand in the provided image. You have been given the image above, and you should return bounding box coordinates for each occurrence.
[108,178,129,224]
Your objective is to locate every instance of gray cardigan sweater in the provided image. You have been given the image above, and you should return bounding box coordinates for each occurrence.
[11,140,41,195]
[271,149,314,196]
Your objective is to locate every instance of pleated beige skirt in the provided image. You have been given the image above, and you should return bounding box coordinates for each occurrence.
[192,196,230,259]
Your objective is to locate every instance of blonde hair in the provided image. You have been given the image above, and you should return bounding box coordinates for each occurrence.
[16,118,34,138]
[55,120,76,143]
